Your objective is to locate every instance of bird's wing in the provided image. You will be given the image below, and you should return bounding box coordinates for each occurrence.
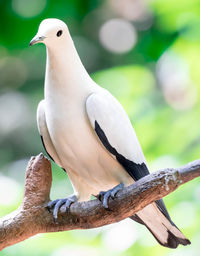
[37,100,62,167]
[86,92,169,208]
[86,91,149,181]
[86,92,190,248]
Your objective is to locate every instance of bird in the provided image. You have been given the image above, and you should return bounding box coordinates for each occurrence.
[30,18,190,248]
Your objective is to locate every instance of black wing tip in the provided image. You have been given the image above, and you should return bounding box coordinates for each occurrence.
[94,120,150,181]
[163,230,191,249]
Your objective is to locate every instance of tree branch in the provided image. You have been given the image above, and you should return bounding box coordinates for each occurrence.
[0,153,200,251]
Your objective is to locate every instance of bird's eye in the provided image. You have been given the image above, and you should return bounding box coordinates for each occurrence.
[57,30,63,37]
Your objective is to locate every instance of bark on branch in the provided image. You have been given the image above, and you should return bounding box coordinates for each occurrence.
[0,153,200,251]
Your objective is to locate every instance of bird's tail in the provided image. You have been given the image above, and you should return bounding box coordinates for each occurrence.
[131,203,191,248]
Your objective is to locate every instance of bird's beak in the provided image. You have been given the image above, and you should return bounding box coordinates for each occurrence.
[29,35,46,46]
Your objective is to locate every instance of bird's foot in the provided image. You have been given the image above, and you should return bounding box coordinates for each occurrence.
[47,195,78,221]
[98,183,124,209]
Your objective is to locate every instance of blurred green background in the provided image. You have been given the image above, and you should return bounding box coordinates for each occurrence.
[0,0,200,255]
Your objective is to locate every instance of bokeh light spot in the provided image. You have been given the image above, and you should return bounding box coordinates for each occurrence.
[0,57,27,91]
[51,245,100,256]
[0,92,31,137]
[171,201,196,228]
[156,51,197,110]
[150,155,181,172]
[108,0,152,22]
[99,18,137,54]
[0,175,20,206]
[102,219,137,252]
[12,0,47,18]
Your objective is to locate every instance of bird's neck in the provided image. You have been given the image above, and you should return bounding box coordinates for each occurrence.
[44,39,94,100]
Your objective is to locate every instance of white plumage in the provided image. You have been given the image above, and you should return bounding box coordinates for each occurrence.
[86,91,146,165]
[31,18,190,248]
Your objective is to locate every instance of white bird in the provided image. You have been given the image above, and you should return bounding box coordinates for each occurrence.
[30,18,190,248]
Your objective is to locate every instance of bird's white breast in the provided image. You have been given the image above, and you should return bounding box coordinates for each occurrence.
[44,82,132,199]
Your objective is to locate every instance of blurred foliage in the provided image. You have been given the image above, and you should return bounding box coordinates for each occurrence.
[0,0,200,255]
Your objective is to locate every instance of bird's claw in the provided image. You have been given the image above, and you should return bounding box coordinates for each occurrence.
[98,183,124,209]
[47,195,78,222]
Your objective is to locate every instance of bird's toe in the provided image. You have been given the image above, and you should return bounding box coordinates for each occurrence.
[98,191,106,201]
[98,183,124,209]
[110,183,124,198]
[47,195,78,221]
[63,195,77,212]
[53,199,66,220]
[47,199,59,212]
[102,192,110,209]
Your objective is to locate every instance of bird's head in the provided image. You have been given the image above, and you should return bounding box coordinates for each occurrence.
[29,18,69,47]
